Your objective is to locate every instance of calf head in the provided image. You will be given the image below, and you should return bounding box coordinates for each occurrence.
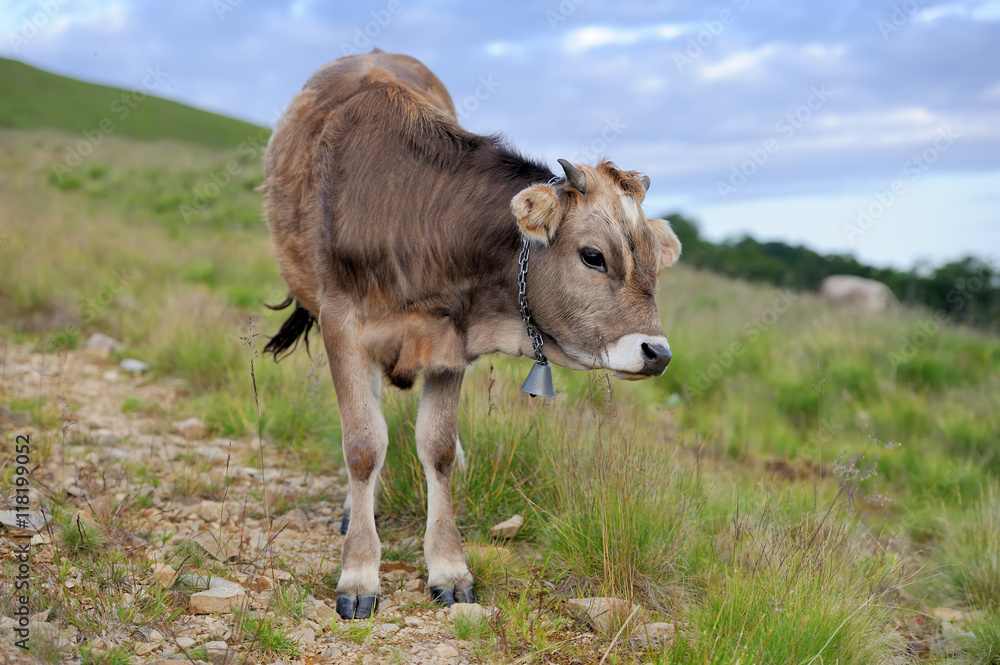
[510,160,681,379]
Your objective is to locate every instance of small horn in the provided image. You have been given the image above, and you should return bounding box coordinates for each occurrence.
[640,175,650,191]
[557,158,587,194]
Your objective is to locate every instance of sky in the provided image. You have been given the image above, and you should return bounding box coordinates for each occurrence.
[2,0,998,270]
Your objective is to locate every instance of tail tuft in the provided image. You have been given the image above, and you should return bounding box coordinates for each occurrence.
[264,297,317,361]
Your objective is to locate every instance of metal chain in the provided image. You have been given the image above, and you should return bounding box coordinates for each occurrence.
[517,236,548,365]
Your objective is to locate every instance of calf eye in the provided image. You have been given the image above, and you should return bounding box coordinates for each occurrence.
[580,248,607,273]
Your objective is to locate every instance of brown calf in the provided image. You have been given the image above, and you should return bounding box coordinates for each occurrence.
[261,50,680,619]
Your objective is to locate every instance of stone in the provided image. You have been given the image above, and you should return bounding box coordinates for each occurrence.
[0,509,47,533]
[120,358,150,373]
[175,637,196,649]
[25,622,71,652]
[192,532,238,562]
[204,641,236,665]
[265,569,292,583]
[434,643,460,659]
[320,646,344,659]
[273,508,310,532]
[449,603,491,623]
[173,418,206,440]
[631,621,676,645]
[178,573,211,590]
[84,333,124,357]
[152,562,177,587]
[189,578,247,614]
[567,597,642,634]
[134,642,158,656]
[288,625,316,645]
[148,629,165,642]
[490,514,524,539]
[194,445,231,463]
[931,607,966,624]
[254,575,274,592]
[198,500,229,523]
[307,600,339,622]
[941,620,975,645]
[404,616,423,628]
[30,533,51,546]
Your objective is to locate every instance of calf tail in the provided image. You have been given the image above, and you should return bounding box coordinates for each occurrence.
[263,296,317,361]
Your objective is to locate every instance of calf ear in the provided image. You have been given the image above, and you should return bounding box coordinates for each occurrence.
[648,219,682,268]
[511,184,563,245]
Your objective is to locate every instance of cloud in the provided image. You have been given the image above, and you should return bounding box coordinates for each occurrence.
[562,23,685,52]
[697,43,780,80]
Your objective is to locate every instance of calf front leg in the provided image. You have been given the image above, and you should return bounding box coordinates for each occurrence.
[417,370,476,606]
[320,310,387,620]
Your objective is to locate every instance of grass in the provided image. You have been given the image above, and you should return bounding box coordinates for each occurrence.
[79,644,132,665]
[1,122,998,663]
[661,496,899,664]
[121,396,165,416]
[235,610,301,659]
[58,515,108,558]
[938,485,1000,609]
[965,609,1000,665]
[338,618,376,645]
[451,611,491,641]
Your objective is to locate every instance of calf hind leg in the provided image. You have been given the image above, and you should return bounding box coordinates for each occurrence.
[321,313,387,620]
[340,367,384,535]
[417,370,476,606]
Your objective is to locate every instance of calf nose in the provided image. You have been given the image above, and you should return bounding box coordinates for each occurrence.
[641,341,671,375]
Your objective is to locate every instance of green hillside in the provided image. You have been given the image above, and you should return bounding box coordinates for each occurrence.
[0,57,265,149]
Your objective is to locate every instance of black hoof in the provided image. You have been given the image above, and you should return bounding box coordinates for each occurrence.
[336,593,379,619]
[430,586,454,606]
[356,594,378,618]
[454,585,477,605]
[340,515,349,535]
[430,585,477,607]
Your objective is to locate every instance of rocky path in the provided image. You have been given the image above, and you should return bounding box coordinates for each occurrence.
[0,342,510,664]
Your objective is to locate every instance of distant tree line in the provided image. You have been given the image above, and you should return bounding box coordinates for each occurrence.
[664,213,1000,332]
